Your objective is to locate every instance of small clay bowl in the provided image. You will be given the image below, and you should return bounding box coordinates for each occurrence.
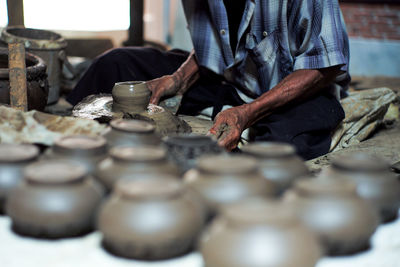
[98,177,206,260]
[102,119,161,148]
[163,134,222,173]
[329,153,400,223]
[184,155,276,217]
[42,135,108,173]
[200,199,322,267]
[284,177,379,255]
[242,142,310,194]
[6,160,105,238]
[0,143,39,214]
[112,81,150,113]
[94,145,180,191]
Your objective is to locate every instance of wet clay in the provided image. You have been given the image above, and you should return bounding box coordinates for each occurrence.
[72,93,191,136]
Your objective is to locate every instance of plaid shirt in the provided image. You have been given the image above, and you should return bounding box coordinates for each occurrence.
[182,0,350,102]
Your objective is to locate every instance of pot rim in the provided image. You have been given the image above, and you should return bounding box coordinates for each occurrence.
[0,143,40,163]
[114,81,145,87]
[163,134,216,146]
[109,145,167,162]
[331,153,389,173]
[110,119,155,134]
[115,177,183,200]
[221,199,299,226]
[0,47,47,79]
[242,142,296,158]
[197,155,259,174]
[1,26,67,50]
[53,135,107,155]
[294,177,357,196]
[24,160,87,185]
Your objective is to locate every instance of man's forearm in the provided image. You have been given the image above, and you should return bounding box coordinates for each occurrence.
[241,66,342,128]
[173,50,200,94]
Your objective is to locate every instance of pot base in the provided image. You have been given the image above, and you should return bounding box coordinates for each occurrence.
[324,238,371,256]
[101,237,195,260]
[381,208,399,223]
[11,221,94,239]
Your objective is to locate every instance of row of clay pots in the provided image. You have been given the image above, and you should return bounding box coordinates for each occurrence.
[0,127,220,215]
[40,118,222,176]
[1,139,399,263]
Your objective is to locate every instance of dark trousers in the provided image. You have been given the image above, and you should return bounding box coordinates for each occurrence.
[67,47,345,160]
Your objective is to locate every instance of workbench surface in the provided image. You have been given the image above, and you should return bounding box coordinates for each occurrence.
[1,211,399,267]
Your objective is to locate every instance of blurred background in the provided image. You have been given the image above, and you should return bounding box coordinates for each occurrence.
[1,0,399,88]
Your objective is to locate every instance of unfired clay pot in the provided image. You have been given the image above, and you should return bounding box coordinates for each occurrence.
[0,47,49,111]
[112,81,150,113]
[98,177,206,260]
[184,155,276,217]
[0,143,39,214]
[94,145,180,191]
[329,153,400,223]
[6,160,105,238]
[163,134,222,173]
[42,135,108,173]
[102,119,161,148]
[200,199,322,267]
[284,177,379,255]
[242,142,310,194]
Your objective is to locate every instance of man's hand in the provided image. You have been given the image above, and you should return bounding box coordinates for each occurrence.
[147,50,200,105]
[208,105,251,151]
[146,75,180,105]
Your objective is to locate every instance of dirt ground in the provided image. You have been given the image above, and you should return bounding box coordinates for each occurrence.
[307,75,400,172]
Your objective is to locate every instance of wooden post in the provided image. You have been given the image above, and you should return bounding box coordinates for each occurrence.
[7,0,24,26]
[8,42,28,112]
[124,0,144,46]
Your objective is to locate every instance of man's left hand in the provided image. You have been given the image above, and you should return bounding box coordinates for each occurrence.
[208,105,251,151]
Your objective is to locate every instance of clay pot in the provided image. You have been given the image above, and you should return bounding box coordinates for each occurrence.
[6,160,105,238]
[284,177,379,255]
[42,135,108,173]
[102,119,161,148]
[200,199,322,267]
[184,155,276,217]
[163,134,222,173]
[0,143,39,214]
[0,47,48,111]
[98,177,206,260]
[242,142,310,194]
[112,81,150,113]
[94,145,180,191]
[329,153,400,223]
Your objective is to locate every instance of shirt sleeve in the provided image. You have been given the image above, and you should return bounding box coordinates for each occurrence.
[289,0,349,73]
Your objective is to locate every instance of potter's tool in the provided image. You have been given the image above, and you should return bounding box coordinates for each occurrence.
[8,42,28,111]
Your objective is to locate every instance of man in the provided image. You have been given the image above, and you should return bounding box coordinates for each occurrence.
[67,0,349,160]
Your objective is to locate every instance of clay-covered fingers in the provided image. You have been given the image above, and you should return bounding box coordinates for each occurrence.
[218,128,241,151]
[210,116,241,151]
[146,78,163,105]
[146,75,178,105]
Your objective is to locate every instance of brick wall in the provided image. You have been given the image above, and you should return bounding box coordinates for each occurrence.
[340,3,400,40]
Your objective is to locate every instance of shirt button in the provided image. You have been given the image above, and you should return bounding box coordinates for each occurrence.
[220,29,226,35]
[263,31,268,37]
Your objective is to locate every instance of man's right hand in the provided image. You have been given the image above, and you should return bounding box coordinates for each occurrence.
[146,74,181,105]
[147,50,200,105]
